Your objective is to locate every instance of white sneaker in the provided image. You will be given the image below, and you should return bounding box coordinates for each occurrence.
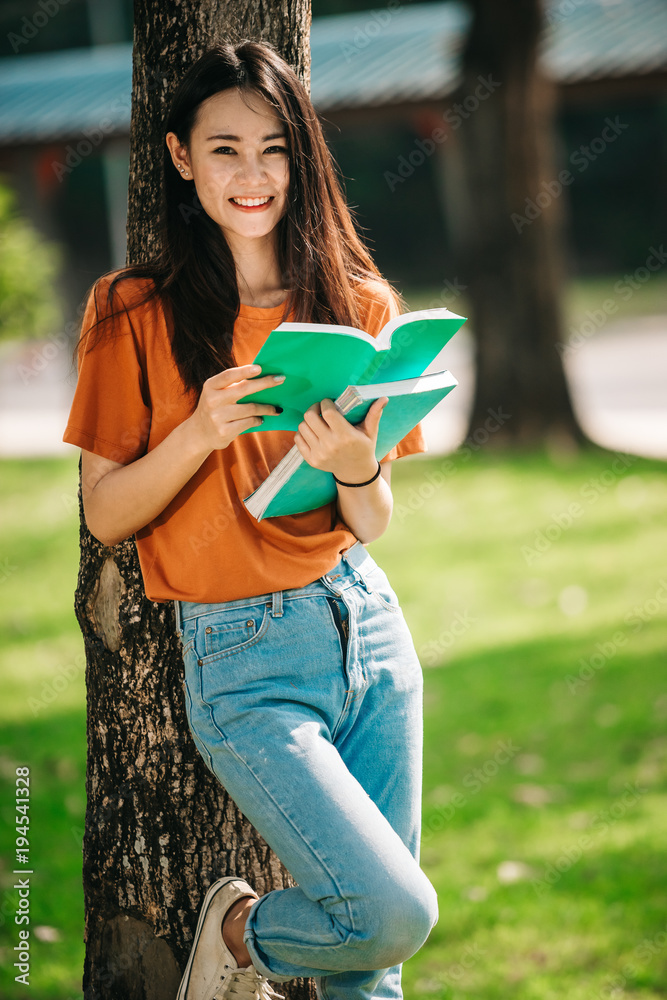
[177,876,285,1000]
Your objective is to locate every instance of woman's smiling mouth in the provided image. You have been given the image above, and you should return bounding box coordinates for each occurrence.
[230,196,274,209]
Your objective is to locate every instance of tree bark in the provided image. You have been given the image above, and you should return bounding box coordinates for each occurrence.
[75,2,315,998]
[454,0,585,448]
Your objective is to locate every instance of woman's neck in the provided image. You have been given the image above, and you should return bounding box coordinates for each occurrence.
[228,232,288,308]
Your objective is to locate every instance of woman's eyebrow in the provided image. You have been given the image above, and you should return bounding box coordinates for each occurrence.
[205,131,286,142]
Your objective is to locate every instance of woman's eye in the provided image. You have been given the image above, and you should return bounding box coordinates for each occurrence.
[211,146,287,155]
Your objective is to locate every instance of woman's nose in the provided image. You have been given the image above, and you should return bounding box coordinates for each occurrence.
[236,153,268,182]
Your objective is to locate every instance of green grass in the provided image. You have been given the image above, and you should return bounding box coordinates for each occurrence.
[370,446,667,1000]
[1,448,666,999]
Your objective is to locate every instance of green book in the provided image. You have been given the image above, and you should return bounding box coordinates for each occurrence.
[243,369,458,520]
[236,307,467,433]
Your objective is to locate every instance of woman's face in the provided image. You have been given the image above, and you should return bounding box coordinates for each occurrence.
[167,88,290,252]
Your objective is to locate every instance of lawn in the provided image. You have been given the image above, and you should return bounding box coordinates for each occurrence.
[0,446,666,999]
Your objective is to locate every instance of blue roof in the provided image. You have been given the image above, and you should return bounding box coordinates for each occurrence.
[310,2,470,110]
[0,0,665,145]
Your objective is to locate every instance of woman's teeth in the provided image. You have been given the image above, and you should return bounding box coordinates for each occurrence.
[231,196,272,206]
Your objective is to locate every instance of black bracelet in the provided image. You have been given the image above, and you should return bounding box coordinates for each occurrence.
[333,461,382,488]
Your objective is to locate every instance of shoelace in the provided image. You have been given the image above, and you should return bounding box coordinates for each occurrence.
[212,963,285,1000]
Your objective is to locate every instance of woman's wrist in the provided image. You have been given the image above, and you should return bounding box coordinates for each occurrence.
[179,412,216,464]
[331,457,380,487]
[333,461,381,488]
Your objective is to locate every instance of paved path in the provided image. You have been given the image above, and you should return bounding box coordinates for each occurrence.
[1,314,665,460]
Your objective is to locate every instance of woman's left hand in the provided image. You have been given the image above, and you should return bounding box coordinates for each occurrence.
[294,397,388,483]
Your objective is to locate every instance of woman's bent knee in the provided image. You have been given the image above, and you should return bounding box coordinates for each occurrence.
[347,873,439,970]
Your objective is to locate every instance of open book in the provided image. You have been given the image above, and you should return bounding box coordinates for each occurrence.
[236,306,467,518]
[236,307,466,433]
[243,369,458,519]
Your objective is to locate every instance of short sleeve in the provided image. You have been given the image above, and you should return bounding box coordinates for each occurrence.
[63,276,151,464]
[379,423,427,463]
[357,280,428,464]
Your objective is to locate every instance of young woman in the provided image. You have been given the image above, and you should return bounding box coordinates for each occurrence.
[64,40,438,1000]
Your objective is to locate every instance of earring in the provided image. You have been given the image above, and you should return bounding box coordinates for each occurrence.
[178,165,189,177]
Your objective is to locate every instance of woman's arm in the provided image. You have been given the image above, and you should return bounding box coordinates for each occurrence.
[334,460,393,545]
[81,364,283,547]
[294,397,393,544]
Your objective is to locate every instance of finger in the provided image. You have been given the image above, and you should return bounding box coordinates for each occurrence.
[294,431,311,457]
[301,405,327,430]
[361,396,388,435]
[226,373,286,401]
[297,419,319,448]
[206,364,262,389]
[318,398,344,427]
[225,414,266,434]
[303,401,322,418]
[231,402,282,419]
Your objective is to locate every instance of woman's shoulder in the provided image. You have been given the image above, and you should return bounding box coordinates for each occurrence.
[352,276,394,306]
[351,276,403,336]
[88,268,161,317]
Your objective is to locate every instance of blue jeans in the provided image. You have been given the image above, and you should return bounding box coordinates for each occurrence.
[174,541,438,1000]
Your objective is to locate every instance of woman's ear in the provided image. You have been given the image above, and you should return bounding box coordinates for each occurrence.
[166,132,192,178]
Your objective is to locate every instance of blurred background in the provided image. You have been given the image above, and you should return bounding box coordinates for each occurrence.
[0,0,666,998]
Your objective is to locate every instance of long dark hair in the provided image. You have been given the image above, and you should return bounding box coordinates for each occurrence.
[79,39,405,393]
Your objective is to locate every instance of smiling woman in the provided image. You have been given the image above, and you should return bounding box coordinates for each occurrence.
[166,89,290,304]
[63,38,433,1000]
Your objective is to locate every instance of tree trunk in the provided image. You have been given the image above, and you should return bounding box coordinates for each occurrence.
[75,2,314,998]
[455,0,585,448]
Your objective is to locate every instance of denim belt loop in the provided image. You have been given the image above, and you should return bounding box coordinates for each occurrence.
[271,590,284,618]
[174,599,182,636]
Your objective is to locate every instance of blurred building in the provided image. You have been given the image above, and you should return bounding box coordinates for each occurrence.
[0,0,666,322]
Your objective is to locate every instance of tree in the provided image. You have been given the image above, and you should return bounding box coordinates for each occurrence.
[74,2,314,998]
[454,0,585,448]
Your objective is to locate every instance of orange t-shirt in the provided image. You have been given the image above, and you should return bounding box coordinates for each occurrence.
[63,273,427,603]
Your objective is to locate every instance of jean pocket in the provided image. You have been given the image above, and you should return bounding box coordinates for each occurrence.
[358,559,402,613]
[193,603,271,664]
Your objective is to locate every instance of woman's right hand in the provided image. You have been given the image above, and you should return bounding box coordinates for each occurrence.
[186,364,285,454]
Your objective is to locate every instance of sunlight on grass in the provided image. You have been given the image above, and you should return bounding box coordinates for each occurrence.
[0,449,666,998]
